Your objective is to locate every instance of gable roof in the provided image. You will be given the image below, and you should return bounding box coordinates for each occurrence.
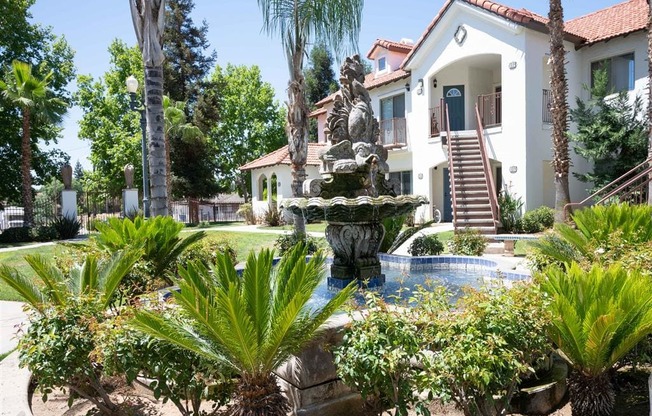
[366,38,414,59]
[239,143,327,171]
[565,0,647,47]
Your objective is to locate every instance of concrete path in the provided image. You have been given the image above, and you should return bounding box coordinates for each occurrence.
[0,301,27,356]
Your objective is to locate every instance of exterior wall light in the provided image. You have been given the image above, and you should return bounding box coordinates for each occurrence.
[433,78,437,88]
[509,61,518,70]
[417,79,424,95]
[509,165,518,174]
[418,173,424,180]
[405,82,410,92]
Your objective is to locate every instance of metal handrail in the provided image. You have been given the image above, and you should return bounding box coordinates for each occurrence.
[429,106,441,137]
[477,92,502,127]
[565,158,652,211]
[474,104,500,227]
[444,99,457,229]
[379,117,407,147]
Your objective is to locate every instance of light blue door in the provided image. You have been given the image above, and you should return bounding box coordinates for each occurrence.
[444,85,465,131]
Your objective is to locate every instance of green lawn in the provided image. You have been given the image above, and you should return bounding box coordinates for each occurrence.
[257,222,328,234]
[0,231,281,301]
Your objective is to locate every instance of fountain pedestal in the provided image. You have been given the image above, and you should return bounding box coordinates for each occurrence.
[326,222,385,288]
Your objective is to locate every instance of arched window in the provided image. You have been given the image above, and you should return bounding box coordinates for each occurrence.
[258,174,268,201]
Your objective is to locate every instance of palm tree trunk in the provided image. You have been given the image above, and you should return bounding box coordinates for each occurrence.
[568,371,615,416]
[287,51,309,237]
[145,64,168,217]
[548,0,572,222]
[647,0,652,204]
[21,107,34,226]
[231,374,289,416]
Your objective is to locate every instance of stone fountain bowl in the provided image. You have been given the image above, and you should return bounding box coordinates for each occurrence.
[280,195,428,223]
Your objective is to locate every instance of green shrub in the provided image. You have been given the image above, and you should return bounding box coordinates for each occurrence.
[498,190,523,233]
[274,232,321,256]
[94,216,204,284]
[236,203,256,225]
[29,225,58,242]
[408,234,444,256]
[52,216,82,240]
[526,232,580,272]
[263,204,282,226]
[179,236,237,268]
[387,220,436,254]
[335,291,434,416]
[197,220,210,228]
[0,226,31,243]
[380,214,407,253]
[447,228,488,256]
[18,297,123,414]
[99,302,234,415]
[419,283,551,416]
[521,206,555,233]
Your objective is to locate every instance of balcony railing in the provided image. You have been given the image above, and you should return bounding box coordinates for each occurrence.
[429,106,443,137]
[477,92,501,127]
[379,117,407,147]
[542,89,553,124]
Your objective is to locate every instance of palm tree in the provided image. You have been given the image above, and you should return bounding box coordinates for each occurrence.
[0,250,140,314]
[539,262,652,416]
[0,60,66,226]
[257,0,363,237]
[132,244,356,416]
[130,0,168,216]
[163,95,203,211]
[548,0,572,222]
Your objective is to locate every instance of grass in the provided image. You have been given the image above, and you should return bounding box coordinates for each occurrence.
[0,231,282,301]
[0,348,14,362]
[258,222,328,234]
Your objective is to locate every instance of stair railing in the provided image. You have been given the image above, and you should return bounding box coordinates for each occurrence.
[474,104,500,228]
[444,98,457,229]
[565,158,652,211]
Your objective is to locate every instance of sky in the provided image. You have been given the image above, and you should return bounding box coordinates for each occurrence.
[28,0,626,169]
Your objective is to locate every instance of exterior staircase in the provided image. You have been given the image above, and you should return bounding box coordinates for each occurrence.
[447,132,498,234]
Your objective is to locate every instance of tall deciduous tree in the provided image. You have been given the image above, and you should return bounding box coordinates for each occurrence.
[257,0,363,237]
[208,65,286,200]
[548,0,572,222]
[0,61,66,226]
[130,0,168,217]
[76,41,144,196]
[163,0,216,106]
[0,0,75,202]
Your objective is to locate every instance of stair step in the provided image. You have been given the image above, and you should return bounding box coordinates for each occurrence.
[453,159,483,166]
[455,203,492,210]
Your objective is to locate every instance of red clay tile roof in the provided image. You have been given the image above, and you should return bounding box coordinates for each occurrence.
[366,38,414,59]
[364,69,411,90]
[565,0,647,47]
[308,107,328,118]
[239,143,327,171]
[314,92,337,107]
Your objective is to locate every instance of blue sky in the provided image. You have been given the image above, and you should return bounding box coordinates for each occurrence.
[29,0,625,169]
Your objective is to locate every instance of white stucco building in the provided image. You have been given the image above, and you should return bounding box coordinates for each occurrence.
[242,0,649,227]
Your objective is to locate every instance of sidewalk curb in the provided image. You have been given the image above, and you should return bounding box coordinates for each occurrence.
[0,351,31,416]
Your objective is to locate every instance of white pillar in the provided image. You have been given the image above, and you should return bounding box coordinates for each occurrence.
[61,190,77,220]
[123,189,139,218]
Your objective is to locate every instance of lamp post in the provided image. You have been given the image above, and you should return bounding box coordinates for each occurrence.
[126,75,150,218]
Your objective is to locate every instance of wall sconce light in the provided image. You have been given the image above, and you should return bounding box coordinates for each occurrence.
[432,78,437,88]
[405,82,410,92]
[509,165,518,174]
[509,61,518,70]
[417,78,424,95]
[418,173,424,180]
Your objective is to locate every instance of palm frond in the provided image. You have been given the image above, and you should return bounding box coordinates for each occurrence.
[97,250,141,308]
[0,265,46,312]
[23,254,67,306]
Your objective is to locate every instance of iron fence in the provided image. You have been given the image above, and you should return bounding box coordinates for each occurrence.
[78,192,122,233]
[171,200,243,224]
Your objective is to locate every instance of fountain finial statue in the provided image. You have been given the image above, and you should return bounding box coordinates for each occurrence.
[281,55,427,286]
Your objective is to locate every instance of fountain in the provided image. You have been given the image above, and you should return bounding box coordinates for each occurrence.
[281,55,427,287]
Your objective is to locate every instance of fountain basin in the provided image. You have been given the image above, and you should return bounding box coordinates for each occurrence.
[280,195,428,223]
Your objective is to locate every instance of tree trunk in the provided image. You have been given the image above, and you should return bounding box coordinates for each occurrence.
[166,131,172,214]
[145,64,168,217]
[231,374,289,416]
[287,50,309,237]
[548,0,572,223]
[647,0,652,205]
[568,371,615,416]
[21,107,34,227]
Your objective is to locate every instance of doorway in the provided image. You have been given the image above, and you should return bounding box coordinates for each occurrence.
[444,85,465,131]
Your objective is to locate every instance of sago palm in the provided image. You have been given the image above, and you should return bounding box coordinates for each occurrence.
[132,244,356,416]
[0,250,140,313]
[257,0,363,237]
[0,60,66,226]
[538,262,652,416]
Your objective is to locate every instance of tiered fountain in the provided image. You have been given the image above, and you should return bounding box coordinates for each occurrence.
[281,55,427,288]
